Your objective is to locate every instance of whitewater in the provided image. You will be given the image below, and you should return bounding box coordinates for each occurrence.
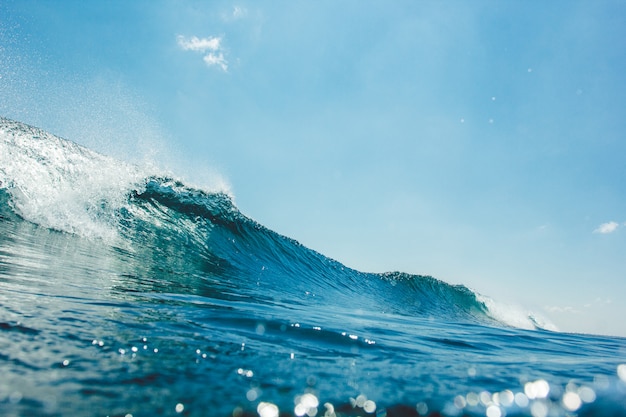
[1,116,625,417]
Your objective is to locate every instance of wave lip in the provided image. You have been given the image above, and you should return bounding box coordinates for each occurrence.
[477,294,558,331]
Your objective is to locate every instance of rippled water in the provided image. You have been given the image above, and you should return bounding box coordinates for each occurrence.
[1,117,626,416]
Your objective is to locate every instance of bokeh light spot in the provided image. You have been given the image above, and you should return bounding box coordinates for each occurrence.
[562,392,581,411]
[257,402,279,417]
[524,379,549,399]
[486,404,501,417]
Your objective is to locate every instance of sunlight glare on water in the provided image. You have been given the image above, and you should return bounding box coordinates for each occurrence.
[618,364,626,382]
[561,391,581,412]
[524,379,550,400]
[257,402,279,417]
[294,393,318,417]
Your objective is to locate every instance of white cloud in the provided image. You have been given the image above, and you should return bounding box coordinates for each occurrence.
[177,35,228,72]
[203,53,228,72]
[593,221,619,234]
[232,6,248,19]
[221,6,248,22]
[176,35,221,52]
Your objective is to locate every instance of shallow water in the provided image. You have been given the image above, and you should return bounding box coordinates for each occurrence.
[1,117,626,416]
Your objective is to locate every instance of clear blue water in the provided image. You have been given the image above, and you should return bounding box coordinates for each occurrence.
[1,117,625,417]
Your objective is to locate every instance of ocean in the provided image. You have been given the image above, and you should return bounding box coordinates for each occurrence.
[1,116,625,417]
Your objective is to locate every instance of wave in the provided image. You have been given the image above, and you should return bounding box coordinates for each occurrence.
[0,116,551,330]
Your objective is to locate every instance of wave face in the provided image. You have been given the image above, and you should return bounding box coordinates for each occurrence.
[1,116,626,417]
[0,116,493,325]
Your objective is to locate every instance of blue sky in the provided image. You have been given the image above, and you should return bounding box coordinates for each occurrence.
[1,1,625,336]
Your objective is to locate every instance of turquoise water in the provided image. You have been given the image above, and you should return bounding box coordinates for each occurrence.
[1,117,625,416]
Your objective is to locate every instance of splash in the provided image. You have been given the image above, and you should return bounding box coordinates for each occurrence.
[0,117,147,240]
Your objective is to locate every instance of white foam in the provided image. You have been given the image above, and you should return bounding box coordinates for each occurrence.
[0,118,148,241]
[477,294,559,332]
